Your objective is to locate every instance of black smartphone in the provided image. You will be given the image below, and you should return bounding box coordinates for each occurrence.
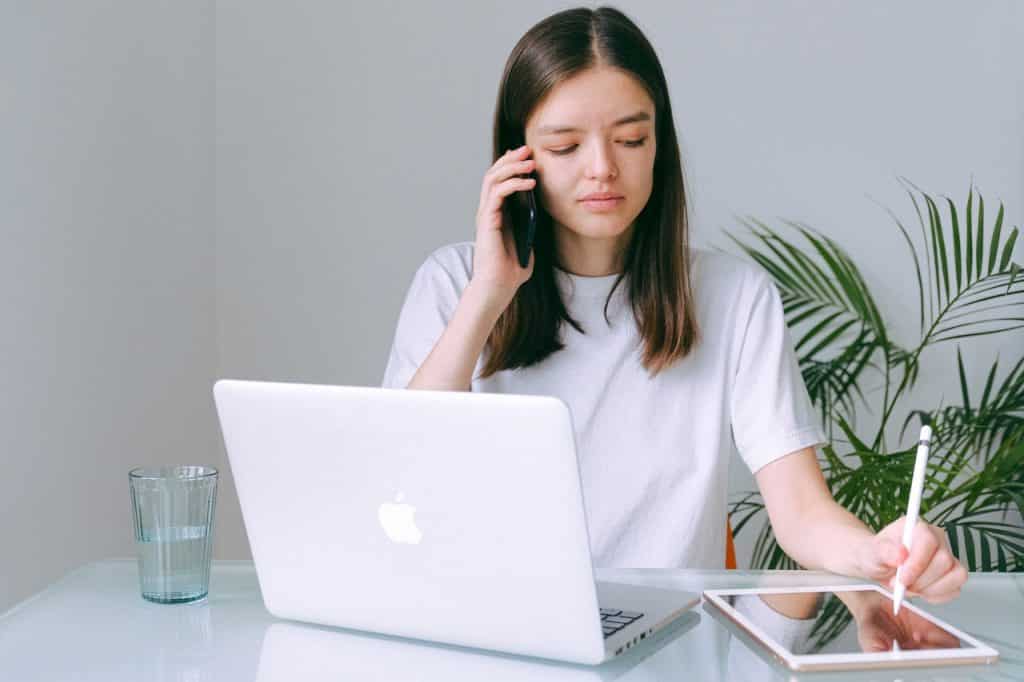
[507,170,538,268]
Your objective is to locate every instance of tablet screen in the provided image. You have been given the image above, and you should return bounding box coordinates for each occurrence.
[720,589,965,655]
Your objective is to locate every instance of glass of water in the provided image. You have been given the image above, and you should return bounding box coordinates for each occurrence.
[129,465,218,604]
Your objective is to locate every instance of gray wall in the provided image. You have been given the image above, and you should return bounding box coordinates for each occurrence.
[2,1,1021,611]
[1,1,217,610]
[215,0,1023,566]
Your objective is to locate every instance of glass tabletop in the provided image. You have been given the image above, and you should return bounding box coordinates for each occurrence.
[0,560,1020,681]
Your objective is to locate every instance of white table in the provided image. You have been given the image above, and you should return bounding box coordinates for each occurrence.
[1,560,1021,681]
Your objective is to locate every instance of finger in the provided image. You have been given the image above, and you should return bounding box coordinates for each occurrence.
[917,562,968,603]
[864,636,890,653]
[490,159,535,188]
[499,146,526,161]
[909,547,956,594]
[919,622,962,648]
[484,148,513,184]
[480,149,532,201]
[870,536,908,577]
[865,517,910,579]
[900,634,921,650]
[488,176,537,211]
[482,158,535,203]
[897,525,940,588]
[479,175,537,228]
[490,146,531,174]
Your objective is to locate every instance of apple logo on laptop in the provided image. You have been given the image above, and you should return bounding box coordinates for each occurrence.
[378,492,422,544]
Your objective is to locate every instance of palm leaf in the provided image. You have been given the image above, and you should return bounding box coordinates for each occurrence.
[872,194,926,335]
[924,351,1024,463]
[727,220,892,424]
[945,521,1024,572]
[802,333,876,437]
[897,179,1024,347]
[929,430,1024,519]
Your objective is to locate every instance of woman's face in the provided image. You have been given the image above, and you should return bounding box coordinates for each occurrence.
[524,66,657,246]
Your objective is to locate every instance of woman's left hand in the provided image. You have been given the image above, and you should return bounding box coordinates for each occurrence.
[855,516,968,603]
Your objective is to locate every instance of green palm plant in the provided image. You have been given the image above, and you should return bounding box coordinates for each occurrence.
[728,180,1024,576]
[726,180,1023,652]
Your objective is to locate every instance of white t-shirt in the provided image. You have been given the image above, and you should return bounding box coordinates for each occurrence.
[382,242,825,569]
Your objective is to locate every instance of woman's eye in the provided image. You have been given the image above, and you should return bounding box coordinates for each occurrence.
[548,137,648,155]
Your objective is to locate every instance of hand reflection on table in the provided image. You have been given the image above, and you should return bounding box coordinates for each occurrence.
[724,590,963,680]
[730,589,961,656]
[837,589,961,652]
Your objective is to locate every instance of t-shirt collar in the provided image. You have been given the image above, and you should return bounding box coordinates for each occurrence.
[554,267,625,299]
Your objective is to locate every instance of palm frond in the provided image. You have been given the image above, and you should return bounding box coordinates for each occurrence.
[726,219,893,424]
[945,520,1024,572]
[801,332,876,436]
[897,179,1024,348]
[928,430,1024,522]
[923,351,1024,463]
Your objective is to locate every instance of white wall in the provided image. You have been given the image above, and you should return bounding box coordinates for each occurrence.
[215,0,1023,567]
[1,1,217,610]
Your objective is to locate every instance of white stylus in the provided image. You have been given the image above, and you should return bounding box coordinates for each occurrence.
[893,424,932,615]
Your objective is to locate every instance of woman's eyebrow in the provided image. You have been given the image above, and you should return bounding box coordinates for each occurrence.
[535,111,651,136]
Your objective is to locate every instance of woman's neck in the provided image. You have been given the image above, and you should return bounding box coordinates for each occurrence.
[553,223,634,276]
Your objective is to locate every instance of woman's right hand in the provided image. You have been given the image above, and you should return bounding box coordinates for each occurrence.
[471,144,537,309]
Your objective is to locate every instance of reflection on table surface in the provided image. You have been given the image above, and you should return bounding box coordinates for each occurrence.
[721,589,965,655]
[0,561,1019,682]
[256,612,701,682]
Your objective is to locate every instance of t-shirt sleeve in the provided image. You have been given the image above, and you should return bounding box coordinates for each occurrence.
[381,253,463,389]
[730,272,826,473]
[732,594,820,653]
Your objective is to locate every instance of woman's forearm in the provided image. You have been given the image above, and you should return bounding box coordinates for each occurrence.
[774,497,875,576]
[757,448,878,578]
[759,450,964,600]
[406,282,509,391]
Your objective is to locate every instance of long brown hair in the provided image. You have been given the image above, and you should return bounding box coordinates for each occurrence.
[480,6,699,378]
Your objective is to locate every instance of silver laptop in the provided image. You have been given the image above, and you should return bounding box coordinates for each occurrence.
[213,379,700,665]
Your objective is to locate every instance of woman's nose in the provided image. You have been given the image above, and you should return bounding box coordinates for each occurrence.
[585,141,618,180]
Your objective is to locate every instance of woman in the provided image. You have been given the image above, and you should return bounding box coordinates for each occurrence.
[382,6,966,604]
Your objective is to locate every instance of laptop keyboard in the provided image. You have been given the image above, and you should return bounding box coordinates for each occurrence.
[600,608,644,639]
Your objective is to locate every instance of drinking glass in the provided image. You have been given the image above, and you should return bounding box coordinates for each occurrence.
[129,465,218,604]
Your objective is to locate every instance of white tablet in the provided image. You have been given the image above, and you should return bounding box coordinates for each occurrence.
[703,585,999,672]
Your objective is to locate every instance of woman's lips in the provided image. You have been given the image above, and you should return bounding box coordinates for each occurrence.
[580,197,624,212]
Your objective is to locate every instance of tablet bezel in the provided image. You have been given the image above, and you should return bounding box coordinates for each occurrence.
[702,584,999,672]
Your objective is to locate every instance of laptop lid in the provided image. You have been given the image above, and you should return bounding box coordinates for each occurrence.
[213,379,606,664]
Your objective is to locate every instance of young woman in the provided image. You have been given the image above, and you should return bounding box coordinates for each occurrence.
[382,7,966,604]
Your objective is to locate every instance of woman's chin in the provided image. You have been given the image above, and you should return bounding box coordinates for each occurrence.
[556,218,632,239]
[550,210,637,245]
[574,225,633,242]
